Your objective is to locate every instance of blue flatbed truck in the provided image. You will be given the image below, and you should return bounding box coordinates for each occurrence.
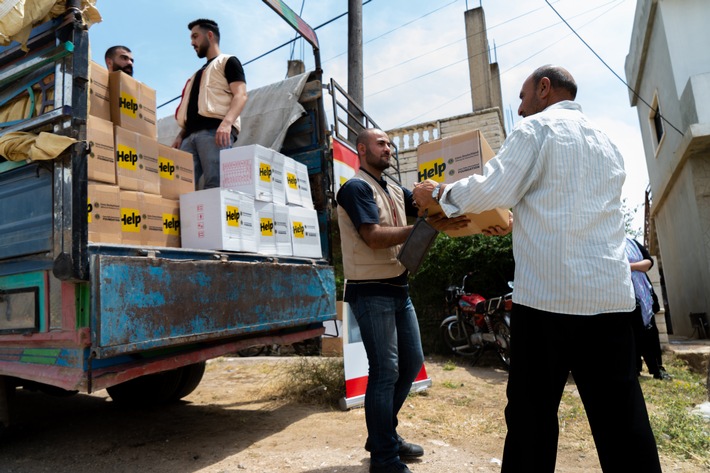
[0,0,335,430]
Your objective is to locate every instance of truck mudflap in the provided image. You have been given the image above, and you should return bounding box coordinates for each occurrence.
[91,252,335,359]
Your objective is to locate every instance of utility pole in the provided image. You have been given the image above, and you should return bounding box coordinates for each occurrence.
[348,0,364,142]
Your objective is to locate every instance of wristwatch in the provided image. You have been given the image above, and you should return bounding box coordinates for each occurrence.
[432,183,441,203]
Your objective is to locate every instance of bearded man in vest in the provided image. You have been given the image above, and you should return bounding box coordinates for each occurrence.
[336,128,468,473]
[172,18,248,189]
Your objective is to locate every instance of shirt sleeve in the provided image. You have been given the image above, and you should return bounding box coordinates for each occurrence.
[439,124,541,217]
[336,180,380,230]
[224,56,246,84]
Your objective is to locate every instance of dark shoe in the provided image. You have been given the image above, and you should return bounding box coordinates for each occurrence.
[365,436,424,460]
[396,435,424,459]
[653,370,672,380]
[370,461,412,473]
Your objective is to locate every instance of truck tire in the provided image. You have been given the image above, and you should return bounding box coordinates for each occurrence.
[169,362,206,401]
[0,376,11,436]
[107,369,183,406]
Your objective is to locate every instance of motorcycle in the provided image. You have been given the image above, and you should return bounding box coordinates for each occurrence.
[441,273,512,368]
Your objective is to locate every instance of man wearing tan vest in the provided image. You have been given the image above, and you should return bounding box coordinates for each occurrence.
[336,128,468,473]
[172,19,248,189]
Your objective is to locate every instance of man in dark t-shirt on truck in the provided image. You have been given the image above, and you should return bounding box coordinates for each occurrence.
[172,18,248,189]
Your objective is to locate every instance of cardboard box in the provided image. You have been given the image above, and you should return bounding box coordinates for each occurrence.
[220,144,274,202]
[295,159,314,209]
[109,70,157,138]
[142,193,166,247]
[158,198,181,248]
[86,116,116,184]
[179,188,257,253]
[270,151,287,205]
[114,126,160,195]
[273,203,292,256]
[417,129,509,236]
[89,61,111,121]
[87,183,121,244]
[283,157,301,206]
[119,190,147,246]
[288,206,322,258]
[254,201,277,255]
[158,144,195,199]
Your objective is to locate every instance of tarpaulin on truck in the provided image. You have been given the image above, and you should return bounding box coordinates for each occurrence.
[0,130,75,161]
[0,0,100,50]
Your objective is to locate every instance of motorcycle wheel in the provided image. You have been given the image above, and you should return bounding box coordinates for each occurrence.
[494,318,512,369]
[441,319,484,361]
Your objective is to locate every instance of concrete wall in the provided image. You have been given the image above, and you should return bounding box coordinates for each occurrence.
[625,0,710,337]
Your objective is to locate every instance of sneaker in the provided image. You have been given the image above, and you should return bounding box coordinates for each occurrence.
[370,461,412,473]
[365,436,424,460]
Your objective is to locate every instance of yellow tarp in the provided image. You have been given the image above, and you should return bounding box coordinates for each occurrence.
[0,0,101,50]
[0,131,76,162]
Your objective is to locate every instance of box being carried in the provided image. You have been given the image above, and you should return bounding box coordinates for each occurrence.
[179,188,257,253]
[109,70,157,138]
[417,129,509,236]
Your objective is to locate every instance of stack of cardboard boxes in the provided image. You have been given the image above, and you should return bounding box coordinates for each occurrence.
[87,61,194,247]
[180,144,322,258]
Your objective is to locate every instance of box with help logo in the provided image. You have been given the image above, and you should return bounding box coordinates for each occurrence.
[417,129,509,236]
[270,151,286,205]
[142,195,180,247]
[219,144,274,202]
[158,144,195,199]
[89,61,111,121]
[86,116,116,184]
[254,201,277,255]
[273,203,292,256]
[87,183,121,244]
[109,70,157,138]
[119,190,148,246]
[179,188,257,253]
[114,126,160,195]
[288,206,322,259]
[295,160,314,209]
[282,156,302,206]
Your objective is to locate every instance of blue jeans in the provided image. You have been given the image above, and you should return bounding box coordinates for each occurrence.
[180,129,233,190]
[351,293,424,466]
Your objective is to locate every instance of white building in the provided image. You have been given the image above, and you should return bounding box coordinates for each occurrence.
[626,0,710,337]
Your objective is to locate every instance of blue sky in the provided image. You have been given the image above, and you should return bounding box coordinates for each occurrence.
[89,0,647,230]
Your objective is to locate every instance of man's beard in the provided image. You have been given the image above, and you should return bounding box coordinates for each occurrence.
[196,42,209,59]
[119,65,133,76]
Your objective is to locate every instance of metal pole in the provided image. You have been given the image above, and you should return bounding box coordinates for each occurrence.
[347,0,364,143]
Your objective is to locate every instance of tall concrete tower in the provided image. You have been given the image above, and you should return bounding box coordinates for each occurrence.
[465,7,503,113]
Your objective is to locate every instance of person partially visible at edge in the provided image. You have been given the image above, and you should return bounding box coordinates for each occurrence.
[625,237,671,381]
[412,65,662,473]
[336,128,469,473]
[172,18,248,190]
[104,45,133,76]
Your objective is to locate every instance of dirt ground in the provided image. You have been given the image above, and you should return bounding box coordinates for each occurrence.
[0,354,706,473]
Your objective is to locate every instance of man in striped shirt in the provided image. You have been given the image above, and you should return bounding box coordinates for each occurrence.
[413,65,661,473]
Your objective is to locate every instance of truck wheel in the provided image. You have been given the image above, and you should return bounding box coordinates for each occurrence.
[107,369,183,406]
[169,362,206,401]
[0,376,12,436]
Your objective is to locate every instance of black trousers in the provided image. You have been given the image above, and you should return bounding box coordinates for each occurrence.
[501,305,662,473]
[631,307,664,376]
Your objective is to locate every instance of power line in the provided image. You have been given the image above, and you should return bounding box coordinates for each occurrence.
[157,0,375,110]
[373,0,620,103]
[543,0,684,137]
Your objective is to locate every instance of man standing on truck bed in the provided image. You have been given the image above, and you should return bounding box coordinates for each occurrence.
[104,45,133,76]
[172,18,248,189]
[337,128,468,473]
